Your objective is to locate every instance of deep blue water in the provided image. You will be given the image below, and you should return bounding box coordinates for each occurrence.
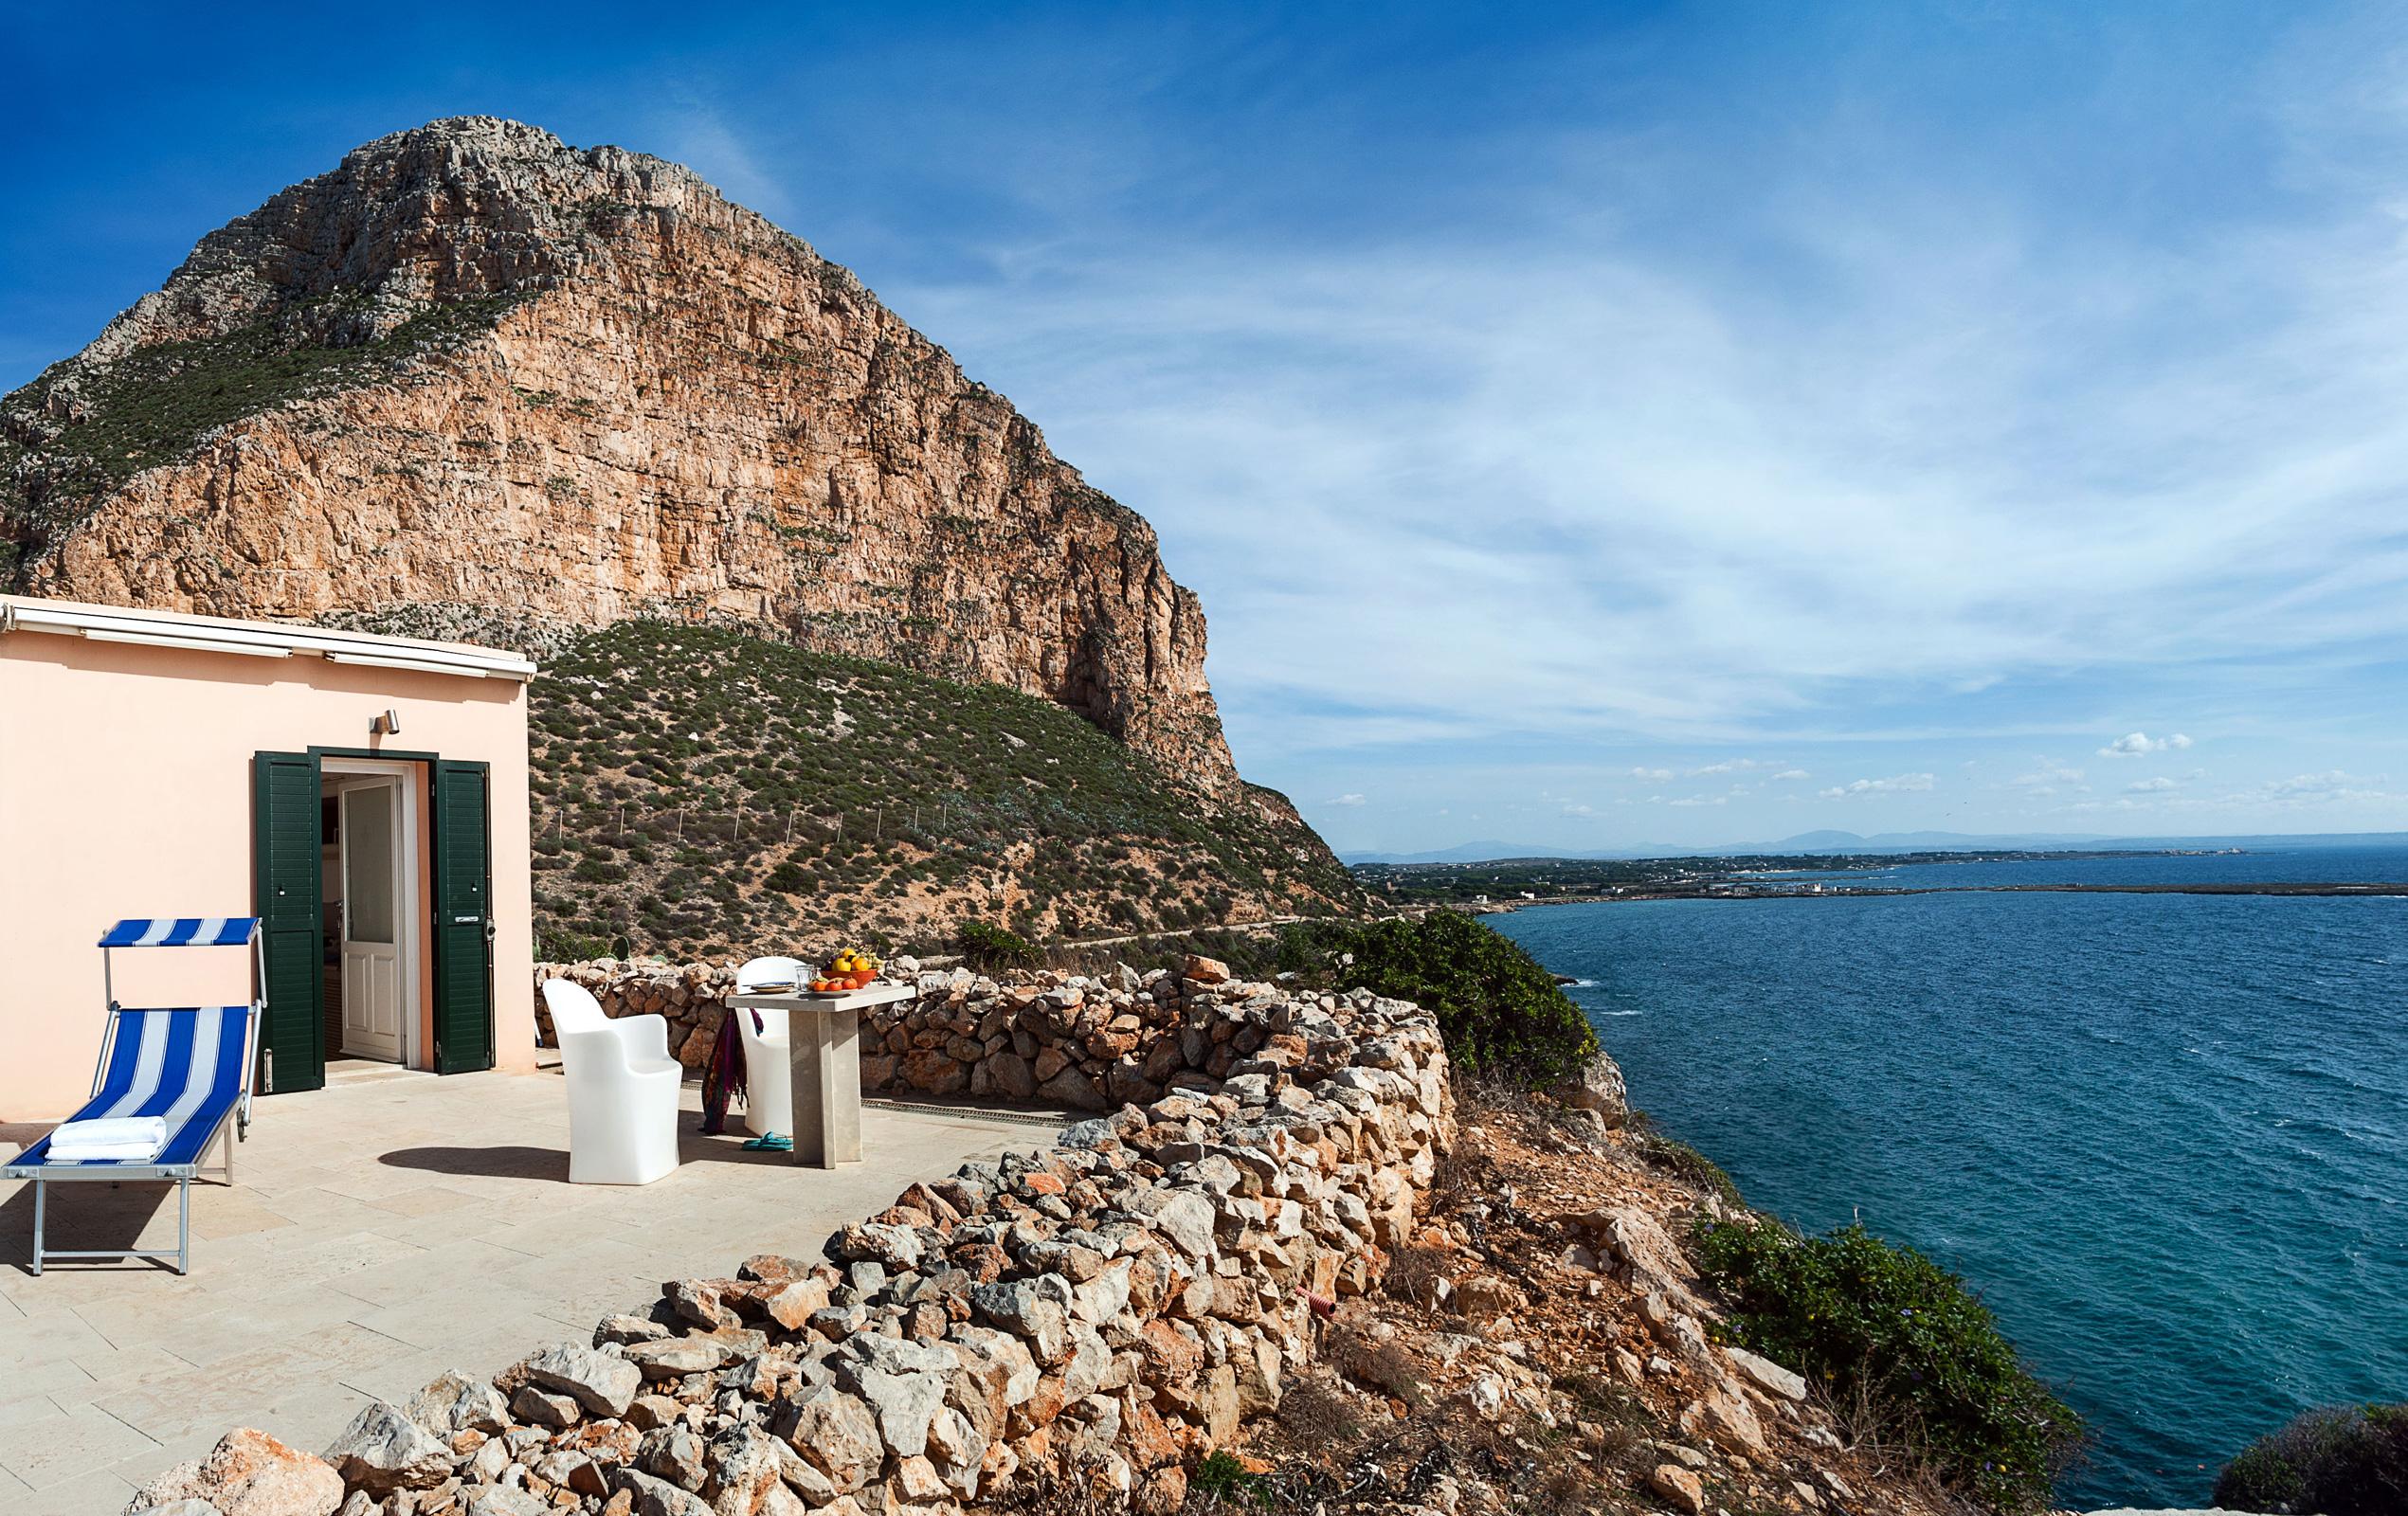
[1492,850,2407,1510]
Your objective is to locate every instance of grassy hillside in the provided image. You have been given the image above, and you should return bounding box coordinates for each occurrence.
[528,621,1361,961]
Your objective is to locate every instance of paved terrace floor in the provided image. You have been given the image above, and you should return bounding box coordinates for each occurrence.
[0,1060,1060,1516]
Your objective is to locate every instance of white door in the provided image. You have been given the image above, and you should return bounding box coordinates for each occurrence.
[339,781,405,1061]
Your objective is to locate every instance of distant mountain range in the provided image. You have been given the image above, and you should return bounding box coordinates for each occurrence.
[1343,830,2408,865]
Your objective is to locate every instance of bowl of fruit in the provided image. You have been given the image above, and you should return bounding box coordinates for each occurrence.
[809,950,882,995]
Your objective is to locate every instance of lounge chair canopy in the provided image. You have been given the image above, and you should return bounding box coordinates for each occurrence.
[98,916,261,948]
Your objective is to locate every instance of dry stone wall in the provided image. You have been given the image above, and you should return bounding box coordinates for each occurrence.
[134,978,1453,1516]
[533,953,1322,1115]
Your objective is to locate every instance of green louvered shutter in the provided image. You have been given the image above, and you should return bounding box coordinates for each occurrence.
[251,750,325,1093]
[431,759,496,1074]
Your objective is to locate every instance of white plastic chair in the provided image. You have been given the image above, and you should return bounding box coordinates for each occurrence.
[733,957,805,1139]
[540,979,681,1185]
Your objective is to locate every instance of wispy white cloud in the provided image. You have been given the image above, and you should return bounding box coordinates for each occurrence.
[1323,793,1367,807]
[2099,732,2194,758]
[2238,770,2392,804]
[644,10,2408,849]
[1818,773,1938,800]
[2012,760,2088,789]
[2125,776,2178,793]
[641,94,797,222]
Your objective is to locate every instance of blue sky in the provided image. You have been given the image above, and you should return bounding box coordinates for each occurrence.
[9,3,2408,853]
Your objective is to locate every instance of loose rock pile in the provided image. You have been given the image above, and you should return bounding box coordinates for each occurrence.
[134,983,1450,1516]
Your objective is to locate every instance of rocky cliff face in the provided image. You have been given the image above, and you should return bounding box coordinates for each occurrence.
[0,117,1240,795]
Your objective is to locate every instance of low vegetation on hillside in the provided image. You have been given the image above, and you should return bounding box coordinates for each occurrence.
[1693,1216,2083,1512]
[1330,909,1601,1083]
[2215,1402,2407,1516]
[1048,910,1600,1085]
[528,620,1358,960]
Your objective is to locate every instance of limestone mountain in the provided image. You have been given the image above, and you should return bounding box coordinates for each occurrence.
[2,116,1360,941]
[0,117,1235,788]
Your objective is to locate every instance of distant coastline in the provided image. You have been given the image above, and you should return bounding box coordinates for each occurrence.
[1472,877,2408,913]
[1355,844,2408,913]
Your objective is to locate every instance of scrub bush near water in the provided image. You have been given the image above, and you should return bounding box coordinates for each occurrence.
[1693,1216,2082,1512]
[1329,909,1600,1083]
[2214,1402,2408,1516]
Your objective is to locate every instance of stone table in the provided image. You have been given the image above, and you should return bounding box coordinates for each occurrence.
[729,982,917,1168]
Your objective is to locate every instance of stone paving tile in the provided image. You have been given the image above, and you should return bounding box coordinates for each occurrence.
[318,1236,532,1309]
[2,1065,1055,1516]
[0,1305,119,1369]
[0,1391,73,1435]
[41,1344,208,1414]
[0,1403,159,1492]
[11,1464,139,1516]
[341,1279,562,1353]
[358,1182,493,1219]
[0,1352,100,1407]
[185,1193,299,1242]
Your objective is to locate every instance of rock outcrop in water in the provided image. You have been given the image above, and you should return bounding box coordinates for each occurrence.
[0,117,1242,796]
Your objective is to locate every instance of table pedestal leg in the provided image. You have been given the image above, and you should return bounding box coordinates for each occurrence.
[790,1007,863,1168]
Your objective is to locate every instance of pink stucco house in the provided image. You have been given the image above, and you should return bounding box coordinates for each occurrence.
[0,595,540,1119]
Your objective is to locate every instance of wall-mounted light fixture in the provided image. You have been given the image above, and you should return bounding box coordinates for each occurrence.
[371,709,401,736]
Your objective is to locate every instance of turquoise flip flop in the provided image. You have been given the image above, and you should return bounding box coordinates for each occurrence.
[741,1133,793,1152]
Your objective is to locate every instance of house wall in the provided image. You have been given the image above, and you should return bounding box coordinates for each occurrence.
[0,631,535,1118]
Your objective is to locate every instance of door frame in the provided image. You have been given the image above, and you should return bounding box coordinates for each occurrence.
[323,765,418,1066]
[254,746,490,1092]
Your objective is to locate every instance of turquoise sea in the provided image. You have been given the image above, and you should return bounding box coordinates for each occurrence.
[1490,848,2407,1510]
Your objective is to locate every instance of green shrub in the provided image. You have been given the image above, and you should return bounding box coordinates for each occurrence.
[958,919,1041,972]
[2215,1403,2408,1516]
[1693,1216,2080,1511]
[1627,1113,1743,1208]
[764,861,812,895]
[538,926,617,963]
[1331,910,1598,1082]
[1187,1449,1258,1500]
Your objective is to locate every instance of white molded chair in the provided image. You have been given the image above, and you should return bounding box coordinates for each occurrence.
[541,979,681,1185]
[733,956,806,1139]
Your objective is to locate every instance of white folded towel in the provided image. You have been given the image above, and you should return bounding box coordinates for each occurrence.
[48,1116,167,1158]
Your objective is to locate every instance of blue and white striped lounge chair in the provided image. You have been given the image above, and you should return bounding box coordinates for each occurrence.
[2,917,263,1274]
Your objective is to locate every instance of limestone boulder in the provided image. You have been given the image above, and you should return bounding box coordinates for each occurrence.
[321,1402,454,1493]
[778,1387,883,1493]
[525,1341,643,1417]
[1648,1463,1707,1516]
[126,1428,344,1516]
[1725,1345,1808,1402]
[405,1371,510,1439]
